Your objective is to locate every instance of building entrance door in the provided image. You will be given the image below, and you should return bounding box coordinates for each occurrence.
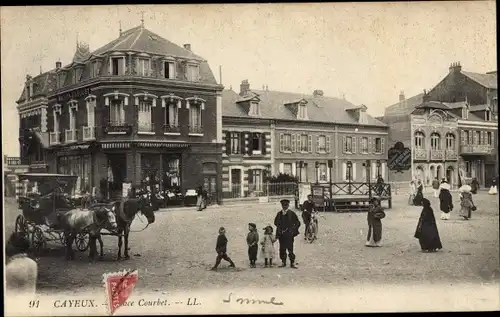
[446,166,454,188]
[107,153,127,199]
[231,169,242,198]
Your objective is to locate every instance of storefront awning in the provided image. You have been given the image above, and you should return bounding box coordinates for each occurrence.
[101,142,131,149]
[137,142,190,148]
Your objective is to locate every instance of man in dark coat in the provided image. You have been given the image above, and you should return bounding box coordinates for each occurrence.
[274,199,301,269]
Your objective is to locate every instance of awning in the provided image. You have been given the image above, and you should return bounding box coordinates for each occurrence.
[101,142,131,149]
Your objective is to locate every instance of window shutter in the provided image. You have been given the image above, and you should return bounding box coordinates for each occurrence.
[159,61,165,78]
[108,58,112,75]
[326,136,331,153]
[461,131,466,145]
[491,132,495,146]
[279,163,284,174]
[381,138,385,154]
[482,131,486,145]
[352,136,357,153]
[247,134,253,156]
[316,136,320,153]
[291,134,296,152]
[261,133,267,155]
[291,162,296,176]
[240,132,246,155]
[352,162,357,181]
[382,162,386,179]
[368,137,373,153]
[122,57,127,75]
[371,162,376,180]
[342,163,347,181]
[326,162,331,182]
[308,135,313,153]
[342,136,346,153]
[248,169,253,185]
[279,133,284,152]
[225,132,231,155]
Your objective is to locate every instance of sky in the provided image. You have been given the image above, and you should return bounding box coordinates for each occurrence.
[1,2,497,156]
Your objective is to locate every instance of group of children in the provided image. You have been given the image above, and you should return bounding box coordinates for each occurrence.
[210,223,277,271]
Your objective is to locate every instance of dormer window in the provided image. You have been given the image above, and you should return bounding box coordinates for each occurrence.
[186,64,199,82]
[73,68,83,84]
[249,101,260,116]
[57,72,65,89]
[485,109,491,121]
[137,58,151,76]
[164,60,175,79]
[110,56,126,76]
[462,106,469,119]
[90,61,100,78]
[298,103,307,119]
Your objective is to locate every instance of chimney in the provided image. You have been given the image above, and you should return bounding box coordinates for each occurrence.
[183,44,191,51]
[399,90,405,102]
[240,79,250,96]
[449,61,462,73]
[313,90,324,97]
[56,60,62,69]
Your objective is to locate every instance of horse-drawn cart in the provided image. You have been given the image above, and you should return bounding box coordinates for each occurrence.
[15,173,90,255]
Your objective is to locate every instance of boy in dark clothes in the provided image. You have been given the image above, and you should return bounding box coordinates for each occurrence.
[247,223,259,268]
[211,227,236,271]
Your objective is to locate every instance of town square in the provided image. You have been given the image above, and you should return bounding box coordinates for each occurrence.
[2,2,498,314]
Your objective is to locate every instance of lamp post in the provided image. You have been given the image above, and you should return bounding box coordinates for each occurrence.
[364,159,372,199]
[347,161,352,194]
[376,160,382,179]
[299,160,304,183]
[328,159,333,210]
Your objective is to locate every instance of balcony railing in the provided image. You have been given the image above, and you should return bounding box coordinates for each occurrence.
[49,132,61,145]
[138,122,155,134]
[414,148,427,160]
[163,124,180,134]
[444,149,458,160]
[82,126,95,140]
[429,149,444,160]
[104,122,132,135]
[188,124,203,135]
[460,144,494,155]
[65,129,78,143]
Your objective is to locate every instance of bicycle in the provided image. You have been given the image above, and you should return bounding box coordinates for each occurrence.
[305,213,318,243]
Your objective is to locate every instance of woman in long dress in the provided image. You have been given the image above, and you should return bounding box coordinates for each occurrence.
[470,178,479,194]
[459,185,475,220]
[414,198,443,252]
[438,182,453,220]
[489,177,497,195]
[413,180,424,206]
[408,180,416,205]
[365,197,385,247]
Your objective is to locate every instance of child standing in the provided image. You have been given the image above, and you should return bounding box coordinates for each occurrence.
[261,225,276,267]
[211,227,236,271]
[246,223,259,268]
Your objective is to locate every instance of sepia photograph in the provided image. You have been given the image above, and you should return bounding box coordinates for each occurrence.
[2,2,498,315]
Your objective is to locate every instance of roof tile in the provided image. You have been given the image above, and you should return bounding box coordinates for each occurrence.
[462,71,497,89]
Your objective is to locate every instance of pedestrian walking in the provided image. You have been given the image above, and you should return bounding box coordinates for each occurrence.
[365,197,385,247]
[211,227,236,271]
[413,180,424,206]
[301,194,315,240]
[196,185,205,211]
[408,180,417,205]
[261,225,276,267]
[274,199,301,269]
[470,178,479,194]
[458,185,475,220]
[438,181,453,220]
[414,198,443,253]
[375,175,385,196]
[488,177,497,195]
[432,178,440,198]
[247,223,259,268]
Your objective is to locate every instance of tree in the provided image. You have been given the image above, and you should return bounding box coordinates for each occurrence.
[265,173,298,183]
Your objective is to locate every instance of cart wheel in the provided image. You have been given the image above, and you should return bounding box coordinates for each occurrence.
[31,226,46,255]
[15,215,28,238]
[75,233,90,251]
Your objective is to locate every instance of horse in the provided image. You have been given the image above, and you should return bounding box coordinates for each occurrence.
[5,232,38,296]
[59,206,118,260]
[93,194,155,260]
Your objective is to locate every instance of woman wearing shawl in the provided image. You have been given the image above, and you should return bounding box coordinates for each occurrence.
[438,182,453,220]
[414,198,442,252]
[365,197,385,247]
[459,185,475,220]
[408,180,417,205]
[413,180,424,206]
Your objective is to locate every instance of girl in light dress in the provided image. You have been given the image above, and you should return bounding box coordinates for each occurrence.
[489,177,497,195]
[261,225,276,267]
[459,185,475,220]
[408,180,416,205]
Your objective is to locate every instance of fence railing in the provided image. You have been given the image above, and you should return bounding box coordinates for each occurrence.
[222,182,297,199]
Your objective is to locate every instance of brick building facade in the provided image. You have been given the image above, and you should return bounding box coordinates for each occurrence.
[16,25,224,201]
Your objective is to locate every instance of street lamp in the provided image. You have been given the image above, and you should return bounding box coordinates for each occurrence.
[328,159,333,210]
[299,160,304,183]
[376,160,382,179]
[363,159,372,199]
[347,161,353,194]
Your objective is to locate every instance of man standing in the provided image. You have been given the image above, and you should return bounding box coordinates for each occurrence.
[274,199,301,269]
[302,194,316,240]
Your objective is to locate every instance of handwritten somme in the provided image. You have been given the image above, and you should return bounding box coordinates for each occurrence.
[222,293,284,306]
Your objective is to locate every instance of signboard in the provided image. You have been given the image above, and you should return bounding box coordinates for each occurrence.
[311,185,325,208]
[122,183,132,198]
[387,142,412,172]
[56,87,91,102]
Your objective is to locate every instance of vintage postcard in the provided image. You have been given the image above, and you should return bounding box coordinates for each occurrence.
[2,2,499,316]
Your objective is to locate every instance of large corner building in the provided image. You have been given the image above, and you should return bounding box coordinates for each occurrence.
[16,24,224,201]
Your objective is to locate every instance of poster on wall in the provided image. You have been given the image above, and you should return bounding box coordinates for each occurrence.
[122,182,132,197]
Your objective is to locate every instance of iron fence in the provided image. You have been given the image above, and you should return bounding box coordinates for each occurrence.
[222,182,297,199]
